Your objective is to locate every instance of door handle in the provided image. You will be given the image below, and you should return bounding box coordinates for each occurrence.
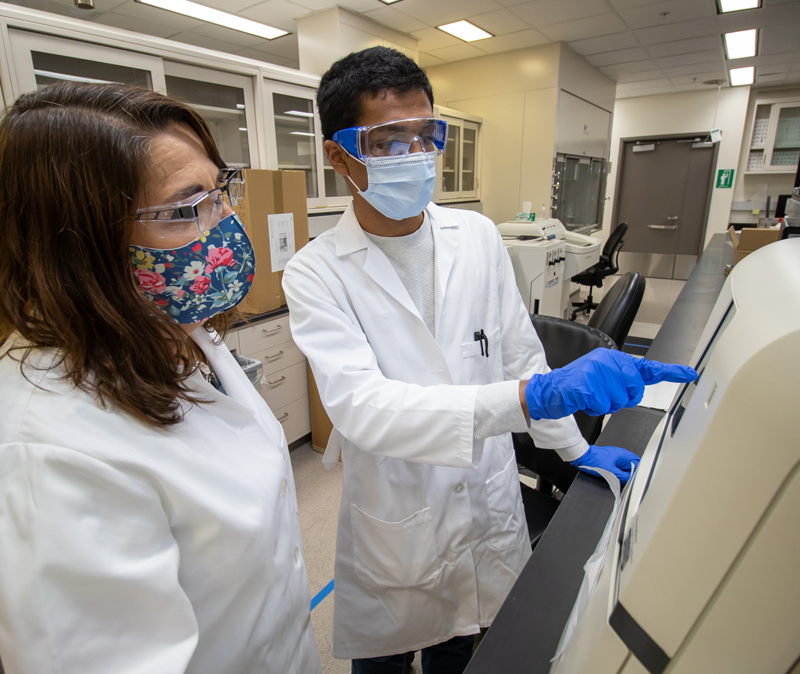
[666,216,679,220]
[647,224,678,230]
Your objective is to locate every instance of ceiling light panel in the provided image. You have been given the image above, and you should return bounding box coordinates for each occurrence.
[135,0,288,40]
[437,20,493,43]
[378,0,404,3]
[724,29,757,59]
[717,0,760,12]
[730,66,755,86]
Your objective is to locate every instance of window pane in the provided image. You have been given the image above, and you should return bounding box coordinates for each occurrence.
[273,93,318,198]
[166,75,251,168]
[442,125,460,192]
[31,51,152,90]
[462,127,476,192]
[324,152,350,197]
[771,106,800,167]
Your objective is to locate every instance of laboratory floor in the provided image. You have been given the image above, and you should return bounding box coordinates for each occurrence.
[292,274,686,673]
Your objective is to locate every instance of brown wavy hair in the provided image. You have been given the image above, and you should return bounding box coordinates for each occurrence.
[0,81,236,426]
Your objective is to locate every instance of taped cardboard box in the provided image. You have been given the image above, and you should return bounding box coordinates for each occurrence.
[727,225,781,266]
[234,170,309,315]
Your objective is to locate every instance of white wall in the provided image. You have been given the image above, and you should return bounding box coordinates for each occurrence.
[604,86,751,248]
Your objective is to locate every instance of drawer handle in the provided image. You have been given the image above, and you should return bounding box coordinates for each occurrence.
[647,224,678,230]
[267,375,286,387]
[262,325,283,336]
[265,350,284,361]
[277,412,289,423]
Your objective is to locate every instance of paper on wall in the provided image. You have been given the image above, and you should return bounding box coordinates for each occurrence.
[268,213,295,272]
[638,381,681,412]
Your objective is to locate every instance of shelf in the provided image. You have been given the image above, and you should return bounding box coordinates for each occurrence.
[190,103,245,118]
[278,164,313,170]
[744,169,798,175]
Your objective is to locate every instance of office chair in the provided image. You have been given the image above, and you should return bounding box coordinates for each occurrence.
[587,272,645,350]
[570,222,629,320]
[515,317,618,547]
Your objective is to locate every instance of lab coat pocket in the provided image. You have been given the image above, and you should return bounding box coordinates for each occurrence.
[485,456,526,551]
[460,327,500,384]
[350,504,442,589]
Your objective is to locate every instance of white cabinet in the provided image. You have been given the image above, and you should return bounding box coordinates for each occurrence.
[434,105,482,203]
[746,99,800,174]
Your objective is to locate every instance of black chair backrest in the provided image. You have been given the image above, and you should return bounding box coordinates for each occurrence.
[602,222,628,275]
[513,316,618,493]
[588,272,645,349]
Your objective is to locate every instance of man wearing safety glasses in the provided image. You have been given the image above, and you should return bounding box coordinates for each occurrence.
[282,47,696,673]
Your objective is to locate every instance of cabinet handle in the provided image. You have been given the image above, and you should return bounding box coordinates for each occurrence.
[647,224,678,230]
[264,350,284,361]
[277,412,289,423]
[262,325,283,336]
[267,375,286,387]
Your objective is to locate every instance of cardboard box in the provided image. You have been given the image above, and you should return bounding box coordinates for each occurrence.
[728,225,781,266]
[234,170,309,315]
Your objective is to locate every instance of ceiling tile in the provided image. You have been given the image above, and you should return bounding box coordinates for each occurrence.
[193,0,269,12]
[409,27,462,52]
[645,35,721,58]
[507,0,610,27]
[538,12,628,42]
[669,71,728,84]
[391,0,505,29]
[718,3,800,33]
[89,11,181,38]
[169,30,245,53]
[427,43,488,63]
[239,33,299,59]
[663,61,730,77]
[106,0,204,32]
[493,0,535,7]
[673,83,719,92]
[240,0,310,32]
[293,0,375,12]
[599,59,660,77]
[758,63,791,74]
[617,0,716,31]
[567,31,639,56]
[476,27,551,53]
[759,37,800,56]
[235,46,295,67]
[190,22,274,48]
[762,23,800,43]
[654,49,722,69]
[620,76,672,89]
[624,84,678,96]
[608,0,665,10]
[419,52,446,68]
[615,68,665,82]
[634,17,717,45]
[361,6,428,33]
[467,8,532,36]
[585,46,650,66]
[1,0,105,20]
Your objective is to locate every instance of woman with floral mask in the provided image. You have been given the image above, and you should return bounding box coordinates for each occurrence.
[0,82,320,674]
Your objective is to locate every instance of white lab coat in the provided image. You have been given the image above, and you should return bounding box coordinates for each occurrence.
[282,203,585,660]
[0,329,321,674]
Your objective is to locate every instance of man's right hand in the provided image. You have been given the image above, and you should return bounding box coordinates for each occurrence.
[522,348,697,420]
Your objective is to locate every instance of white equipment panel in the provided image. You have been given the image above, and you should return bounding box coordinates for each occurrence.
[499,219,600,318]
[550,238,800,674]
[504,238,565,317]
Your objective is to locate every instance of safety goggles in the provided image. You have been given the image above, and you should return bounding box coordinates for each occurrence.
[332,117,448,161]
[136,168,245,239]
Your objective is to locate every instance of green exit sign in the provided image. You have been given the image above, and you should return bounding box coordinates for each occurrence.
[716,168,734,189]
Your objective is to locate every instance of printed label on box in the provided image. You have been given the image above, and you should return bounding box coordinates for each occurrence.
[268,212,295,272]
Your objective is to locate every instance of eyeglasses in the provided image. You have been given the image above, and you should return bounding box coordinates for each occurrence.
[136,168,245,239]
[332,117,448,161]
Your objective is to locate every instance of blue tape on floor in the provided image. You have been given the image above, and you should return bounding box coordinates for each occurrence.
[624,343,649,348]
[311,579,334,611]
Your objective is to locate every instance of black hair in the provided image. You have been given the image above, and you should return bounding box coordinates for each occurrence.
[316,46,434,141]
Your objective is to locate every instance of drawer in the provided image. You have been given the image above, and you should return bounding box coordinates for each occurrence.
[238,315,292,356]
[223,329,240,354]
[259,360,309,411]
[274,396,311,445]
[251,340,306,377]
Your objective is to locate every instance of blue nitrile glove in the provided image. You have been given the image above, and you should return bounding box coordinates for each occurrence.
[524,348,697,420]
[570,444,640,485]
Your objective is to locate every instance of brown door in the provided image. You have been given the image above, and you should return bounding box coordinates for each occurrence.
[614,138,715,279]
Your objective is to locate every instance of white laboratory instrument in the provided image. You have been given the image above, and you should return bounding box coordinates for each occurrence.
[498,219,600,319]
[550,238,800,674]
[503,237,564,316]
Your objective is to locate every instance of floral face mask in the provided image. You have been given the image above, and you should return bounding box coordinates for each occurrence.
[130,213,255,324]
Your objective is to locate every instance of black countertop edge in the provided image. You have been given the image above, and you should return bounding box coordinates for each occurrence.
[230,306,289,330]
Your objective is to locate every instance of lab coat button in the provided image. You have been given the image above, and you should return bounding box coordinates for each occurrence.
[281,478,288,496]
[294,546,300,564]
[454,483,464,493]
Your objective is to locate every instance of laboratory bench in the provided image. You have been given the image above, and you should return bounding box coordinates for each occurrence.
[464,233,734,674]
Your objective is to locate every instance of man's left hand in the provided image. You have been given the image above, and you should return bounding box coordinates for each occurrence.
[570,444,640,485]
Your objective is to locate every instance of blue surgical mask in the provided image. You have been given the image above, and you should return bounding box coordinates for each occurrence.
[346,151,437,221]
[130,213,255,324]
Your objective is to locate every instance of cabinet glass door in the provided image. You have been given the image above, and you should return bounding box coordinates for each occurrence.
[9,30,165,97]
[462,125,476,192]
[442,124,461,193]
[770,105,800,168]
[272,92,319,198]
[164,63,257,169]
